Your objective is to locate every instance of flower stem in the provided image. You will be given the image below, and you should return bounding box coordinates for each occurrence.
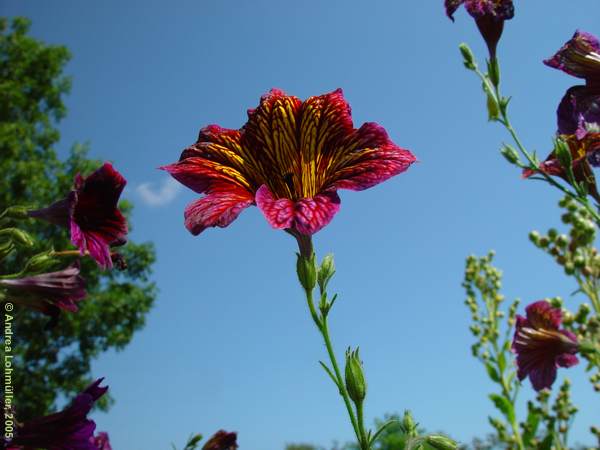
[471,64,600,224]
[304,287,364,447]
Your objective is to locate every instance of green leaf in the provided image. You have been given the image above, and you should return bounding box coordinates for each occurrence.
[488,393,515,423]
[484,362,501,383]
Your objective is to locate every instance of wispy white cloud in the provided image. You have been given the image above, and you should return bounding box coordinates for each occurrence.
[136,177,182,207]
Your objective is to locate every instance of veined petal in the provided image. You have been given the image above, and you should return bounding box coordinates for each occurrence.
[184,183,254,235]
[161,157,253,194]
[557,86,600,137]
[298,89,353,197]
[528,361,558,391]
[255,185,341,235]
[327,123,416,191]
[255,184,295,230]
[544,30,600,81]
[243,89,303,191]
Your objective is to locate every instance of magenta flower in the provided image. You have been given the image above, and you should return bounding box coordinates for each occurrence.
[0,263,86,317]
[512,301,579,391]
[29,163,128,269]
[202,430,238,450]
[5,379,108,450]
[545,31,600,138]
[445,0,514,59]
[162,89,415,237]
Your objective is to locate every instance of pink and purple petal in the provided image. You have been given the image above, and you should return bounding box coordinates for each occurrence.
[256,185,341,235]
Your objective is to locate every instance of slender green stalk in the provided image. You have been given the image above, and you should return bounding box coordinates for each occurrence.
[471,64,600,224]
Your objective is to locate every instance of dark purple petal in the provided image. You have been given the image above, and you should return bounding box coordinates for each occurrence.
[91,432,112,450]
[556,86,600,137]
[70,163,128,269]
[0,263,86,315]
[445,0,464,21]
[544,30,600,82]
[202,430,238,450]
[525,300,562,330]
[10,379,107,450]
[464,0,514,20]
[512,301,579,391]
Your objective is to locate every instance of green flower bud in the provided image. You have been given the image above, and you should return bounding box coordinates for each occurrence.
[4,205,30,220]
[459,43,476,70]
[344,348,366,405]
[426,435,458,450]
[529,231,541,245]
[500,145,520,165]
[317,253,335,292]
[23,251,58,273]
[401,410,418,437]
[2,227,35,247]
[296,252,317,292]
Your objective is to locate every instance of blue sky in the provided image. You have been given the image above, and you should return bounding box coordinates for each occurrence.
[3,1,600,448]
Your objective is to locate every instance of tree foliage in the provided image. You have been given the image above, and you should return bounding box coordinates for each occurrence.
[0,17,156,419]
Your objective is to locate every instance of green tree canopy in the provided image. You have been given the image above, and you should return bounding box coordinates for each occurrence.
[0,16,156,419]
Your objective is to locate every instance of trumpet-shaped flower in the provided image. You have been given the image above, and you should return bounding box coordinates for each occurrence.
[512,301,579,391]
[445,0,514,59]
[163,89,415,236]
[5,379,108,450]
[0,263,86,317]
[29,163,128,269]
[545,31,600,138]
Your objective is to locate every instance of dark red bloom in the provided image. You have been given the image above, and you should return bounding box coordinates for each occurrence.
[512,301,579,391]
[162,89,415,236]
[545,31,600,138]
[5,379,108,450]
[522,133,600,202]
[0,263,86,317]
[202,430,238,450]
[445,0,514,59]
[29,163,128,269]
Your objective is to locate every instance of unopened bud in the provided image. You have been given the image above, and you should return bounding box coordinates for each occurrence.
[459,43,476,70]
[426,435,458,450]
[296,252,317,292]
[23,251,58,273]
[317,254,335,292]
[344,348,366,405]
[500,145,520,165]
[4,206,30,220]
[402,410,418,437]
[2,228,35,247]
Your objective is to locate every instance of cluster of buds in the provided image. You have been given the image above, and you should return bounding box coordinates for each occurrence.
[529,196,598,278]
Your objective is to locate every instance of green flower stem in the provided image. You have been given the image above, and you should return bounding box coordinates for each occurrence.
[303,288,365,448]
[492,339,524,450]
[470,63,600,225]
[356,401,368,448]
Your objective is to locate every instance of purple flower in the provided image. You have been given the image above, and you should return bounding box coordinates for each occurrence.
[5,379,108,450]
[0,263,86,317]
[445,0,514,59]
[29,163,128,269]
[545,31,600,138]
[512,301,579,391]
[202,430,238,450]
